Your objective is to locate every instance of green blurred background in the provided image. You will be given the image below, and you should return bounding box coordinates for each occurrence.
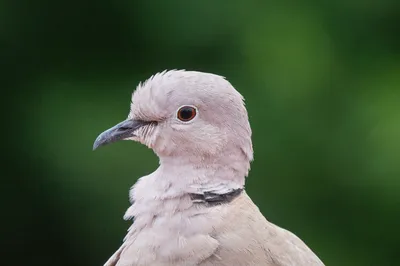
[2,0,400,265]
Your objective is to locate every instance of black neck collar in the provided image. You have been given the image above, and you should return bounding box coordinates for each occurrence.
[189,188,243,206]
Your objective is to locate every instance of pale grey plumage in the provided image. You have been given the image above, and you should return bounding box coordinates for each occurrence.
[94,70,324,266]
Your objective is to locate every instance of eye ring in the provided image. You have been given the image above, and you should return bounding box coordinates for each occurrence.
[177,105,197,122]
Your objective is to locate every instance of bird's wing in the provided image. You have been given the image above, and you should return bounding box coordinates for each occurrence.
[103,226,134,266]
[103,217,219,266]
[104,244,124,266]
[112,234,219,266]
[199,192,324,266]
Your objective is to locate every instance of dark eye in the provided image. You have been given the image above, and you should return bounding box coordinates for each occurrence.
[177,106,197,122]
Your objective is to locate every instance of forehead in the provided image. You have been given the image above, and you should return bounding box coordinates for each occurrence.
[129,70,243,120]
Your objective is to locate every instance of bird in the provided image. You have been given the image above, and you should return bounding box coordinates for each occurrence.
[93,70,325,266]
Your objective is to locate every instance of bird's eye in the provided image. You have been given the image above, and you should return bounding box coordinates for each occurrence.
[177,106,197,122]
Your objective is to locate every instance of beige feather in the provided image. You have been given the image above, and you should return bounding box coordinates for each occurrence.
[94,70,325,266]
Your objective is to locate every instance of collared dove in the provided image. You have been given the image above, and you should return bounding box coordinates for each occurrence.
[93,70,324,266]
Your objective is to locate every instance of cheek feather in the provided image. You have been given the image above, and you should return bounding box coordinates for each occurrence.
[168,122,228,156]
[134,123,159,148]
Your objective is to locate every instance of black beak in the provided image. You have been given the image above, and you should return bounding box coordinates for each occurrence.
[93,119,150,150]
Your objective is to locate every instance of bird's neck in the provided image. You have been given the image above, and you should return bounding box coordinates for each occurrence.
[124,153,249,221]
[128,153,249,204]
[158,154,248,194]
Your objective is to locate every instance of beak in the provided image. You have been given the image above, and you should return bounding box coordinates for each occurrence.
[93,119,150,150]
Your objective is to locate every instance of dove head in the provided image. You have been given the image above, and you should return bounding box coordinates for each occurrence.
[94,70,253,179]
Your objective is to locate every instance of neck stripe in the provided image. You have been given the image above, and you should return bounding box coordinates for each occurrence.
[189,188,243,206]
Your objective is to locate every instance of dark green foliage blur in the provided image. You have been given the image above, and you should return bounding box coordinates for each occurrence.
[2,0,400,265]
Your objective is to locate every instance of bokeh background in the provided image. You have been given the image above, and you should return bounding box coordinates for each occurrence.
[2,0,400,265]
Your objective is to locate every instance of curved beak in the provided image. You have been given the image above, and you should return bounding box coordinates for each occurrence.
[93,119,150,150]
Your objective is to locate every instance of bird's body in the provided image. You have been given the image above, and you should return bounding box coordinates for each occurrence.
[105,191,322,266]
[94,70,324,266]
